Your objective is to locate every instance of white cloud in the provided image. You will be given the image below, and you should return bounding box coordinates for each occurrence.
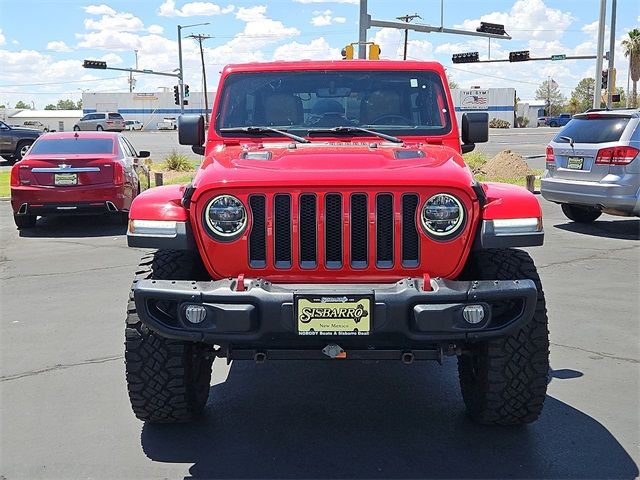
[0,29,5,46]
[84,12,145,32]
[231,6,299,48]
[158,0,234,17]
[273,37,340,60]
[369,28,433,60]
[147,24,164,35]
[46,41,73,52]
[310,9,346,26]
[99,53,123,65]
[456,0,573,41]
[76,30,142,50]
[581,21,599,36]
[84,4,116,15]
[294,0,357,3]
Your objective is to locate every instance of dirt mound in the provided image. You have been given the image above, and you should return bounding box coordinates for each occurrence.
[478,150,534,178]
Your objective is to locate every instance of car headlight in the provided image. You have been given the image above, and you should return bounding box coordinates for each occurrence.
[421,193,465,238]
[204,195,247,240]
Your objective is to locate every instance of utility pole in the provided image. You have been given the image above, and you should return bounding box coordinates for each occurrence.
[187,34,212,123]
[396,13,421,60]
[128,49,139,93]
[547,76,551,116]
[593,0,607,109]
[606,0,617,108]
[178,22,209,114]
[358,0,368,59]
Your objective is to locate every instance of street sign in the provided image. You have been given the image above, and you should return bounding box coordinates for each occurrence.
[551,54,566,61]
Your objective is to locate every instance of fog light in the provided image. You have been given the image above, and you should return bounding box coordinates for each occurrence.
[463,305,485,324]
[185,304,207,324]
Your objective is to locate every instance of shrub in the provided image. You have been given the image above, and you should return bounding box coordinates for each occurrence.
[516,116,530,127]
[489,118,511,129]
[163,149,194,172]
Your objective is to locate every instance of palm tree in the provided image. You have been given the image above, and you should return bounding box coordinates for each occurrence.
[622,28,640,108]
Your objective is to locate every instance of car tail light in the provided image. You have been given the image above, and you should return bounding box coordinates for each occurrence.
[106,120,114,125]
[545,146,555,164]
[10,165,19,186]
[586,113,602,119]
[113,162,125,185]
[595,146,639,165]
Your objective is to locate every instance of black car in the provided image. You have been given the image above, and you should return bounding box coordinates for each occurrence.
[0,120,42,163]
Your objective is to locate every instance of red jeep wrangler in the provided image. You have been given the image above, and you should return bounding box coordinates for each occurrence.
[125,60,548,425]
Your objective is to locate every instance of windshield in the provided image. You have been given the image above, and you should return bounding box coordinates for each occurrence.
[554,117,630,144]
[215,70,452,137]
[30,138,115,155]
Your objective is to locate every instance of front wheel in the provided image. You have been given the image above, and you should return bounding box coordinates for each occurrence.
[96,125,104,131]
[457,249,549,425]
[561,204,602,223]
[125,250,213,423]
[16,141,33,160]
[73,126,80,131]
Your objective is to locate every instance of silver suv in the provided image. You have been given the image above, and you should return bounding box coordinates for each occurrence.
[541,109,640,222]
[73,112,125,132]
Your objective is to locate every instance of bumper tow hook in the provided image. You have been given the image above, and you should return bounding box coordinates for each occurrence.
[322,344,347,359]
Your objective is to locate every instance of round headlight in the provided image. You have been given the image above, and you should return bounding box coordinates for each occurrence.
[204,195,247,240]
[421,193,465,238]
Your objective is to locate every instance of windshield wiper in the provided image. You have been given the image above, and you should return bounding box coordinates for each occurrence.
[307,126,403,144]
[559,135,574,148]
[220,126,309,143]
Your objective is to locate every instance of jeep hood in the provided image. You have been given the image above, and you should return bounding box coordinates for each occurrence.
[193,142,475,194]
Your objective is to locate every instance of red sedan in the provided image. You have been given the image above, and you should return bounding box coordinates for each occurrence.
[10,131,150,229]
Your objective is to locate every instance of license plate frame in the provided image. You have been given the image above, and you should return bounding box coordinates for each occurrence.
[54,173,78,186]
[566,156,584,170]
[295,294,373,336]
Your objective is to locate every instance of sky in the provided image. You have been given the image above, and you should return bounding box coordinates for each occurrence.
[0,0,638,109]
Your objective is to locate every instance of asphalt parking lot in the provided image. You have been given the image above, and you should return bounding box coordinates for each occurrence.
[1,196,638,479]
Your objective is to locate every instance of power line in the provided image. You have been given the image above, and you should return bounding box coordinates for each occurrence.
[0,75,129,87]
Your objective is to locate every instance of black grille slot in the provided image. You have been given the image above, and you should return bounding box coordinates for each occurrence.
[325,194,342,268]
[299,194,317,269]
[376,194,393,268]
[273,194,291,269]
[248,195,266,268]
[350,194,368,268]
[402,194,419,267]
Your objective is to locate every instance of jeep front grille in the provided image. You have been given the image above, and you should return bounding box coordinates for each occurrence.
[248,192,421,270]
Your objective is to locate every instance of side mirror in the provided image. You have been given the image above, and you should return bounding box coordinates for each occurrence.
[138,150,150,158]
[178,115,205,155]
[461,112,489,153]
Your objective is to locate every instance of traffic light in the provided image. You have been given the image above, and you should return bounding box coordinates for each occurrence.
[476,22,506,36]
[83,60,107,69]
[509,50,530,62]
[173,85,179,105]
[452,52,479,64]
[341,44,354,60]
[184,84,190,97]
[601,70,608,90]
[368,43,381,60]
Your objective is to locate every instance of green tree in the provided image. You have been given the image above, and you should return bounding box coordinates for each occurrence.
[570,77,595,113]
[447,73,459,90]
[0,104,5,108]
[535,79,566,116]
[56,99,79,110]
[622,28,640,107]
[15,100,31,109]
[44,104,57,110]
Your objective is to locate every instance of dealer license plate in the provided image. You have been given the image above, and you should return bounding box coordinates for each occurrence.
[54,173,77,185]
[295,294,372,336]
[566,157,584,170]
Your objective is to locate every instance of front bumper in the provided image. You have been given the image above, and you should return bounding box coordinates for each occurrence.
[134,277,537,358]
[541,174,640,216]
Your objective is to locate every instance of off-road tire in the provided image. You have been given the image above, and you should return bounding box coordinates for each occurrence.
[125,250,213,423]
[561,203,602,223]
[14,214,37,229]
[457,249,549,425]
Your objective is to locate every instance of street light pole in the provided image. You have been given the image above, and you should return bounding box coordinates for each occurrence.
[177,22,210,115]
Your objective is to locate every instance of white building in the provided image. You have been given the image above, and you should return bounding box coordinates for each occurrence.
[82,91,211,130]
[516,99,547,127]
[451,88,516,128]
[7,110,83,132]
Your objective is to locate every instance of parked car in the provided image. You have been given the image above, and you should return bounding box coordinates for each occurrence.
[541,109,640,222]
[537,116,548,127]
[545,113,572,127]
[124,60,549,426]
[10,131,150,229]
[73,112,125,132]
[157,117,177,130]
[125,120,143,131]
[0,120,42,163]
[23,120,50,132]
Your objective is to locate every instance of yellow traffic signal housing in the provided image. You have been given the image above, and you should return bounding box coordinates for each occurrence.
[341,44,354,60]
[369,43,381,60]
